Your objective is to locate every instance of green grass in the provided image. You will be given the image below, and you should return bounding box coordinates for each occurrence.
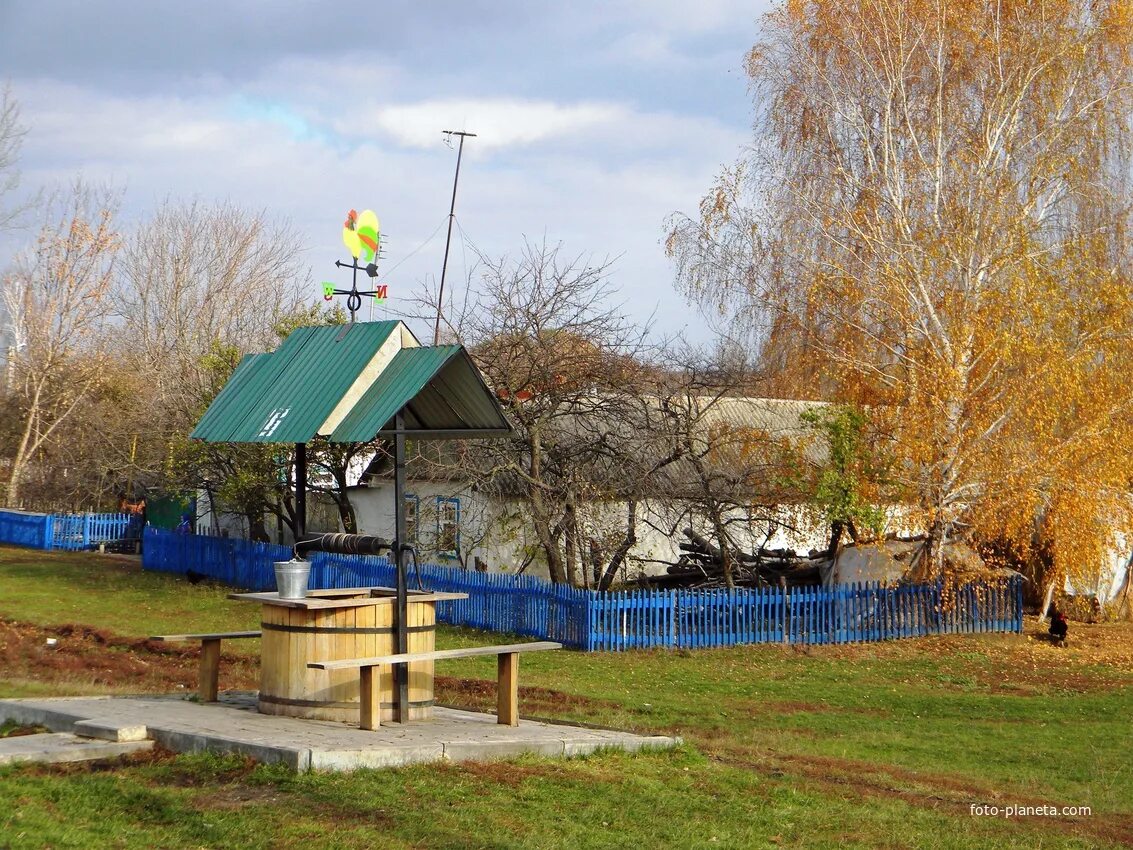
[0,548,260,637]
[0,545,1130,849]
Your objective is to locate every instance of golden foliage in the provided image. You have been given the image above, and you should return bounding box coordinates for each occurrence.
[670,0,1133,587]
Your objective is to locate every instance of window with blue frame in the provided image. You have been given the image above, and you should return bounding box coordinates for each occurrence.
[436,497,460,556]
[404,494,419,545]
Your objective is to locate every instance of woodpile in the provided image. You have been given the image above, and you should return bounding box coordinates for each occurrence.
[631,528,829,589]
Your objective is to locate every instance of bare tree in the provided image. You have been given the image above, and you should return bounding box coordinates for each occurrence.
[114,200,306,398]
[0,83,30,232]
[417,240,669,586]
[1,182,120,505]
[111,199,309,489]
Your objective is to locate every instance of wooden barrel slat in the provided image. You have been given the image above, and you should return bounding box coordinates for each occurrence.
[257,597,435,722]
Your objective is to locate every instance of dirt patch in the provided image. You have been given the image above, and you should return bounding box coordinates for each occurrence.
[451,759,564,788]
[1,721,48,738]
[0,618,260,695]
[434,675,625,715]
[161,754,261,788]
[10,745,177,777]
[192,784,289,810]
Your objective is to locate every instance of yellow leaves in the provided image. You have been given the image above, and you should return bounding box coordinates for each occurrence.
[672,0,1133,577]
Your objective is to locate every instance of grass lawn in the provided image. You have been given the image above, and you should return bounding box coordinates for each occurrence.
[1,545,1130,849]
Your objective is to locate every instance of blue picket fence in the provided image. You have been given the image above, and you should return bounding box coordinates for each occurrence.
[0,509,134,551]
[141,528,1023,651]
[50,513,133,551]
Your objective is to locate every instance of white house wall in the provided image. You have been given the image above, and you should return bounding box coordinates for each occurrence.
[347,483,835,583]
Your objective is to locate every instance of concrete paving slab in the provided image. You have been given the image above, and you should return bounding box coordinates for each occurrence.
[0,693,679,773]
[0,732,153,766]
[73,719,148,742]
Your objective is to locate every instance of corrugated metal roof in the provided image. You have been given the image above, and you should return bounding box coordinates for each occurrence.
[331,346,511,441]
[190,321,400,443]
[190,352,276,441]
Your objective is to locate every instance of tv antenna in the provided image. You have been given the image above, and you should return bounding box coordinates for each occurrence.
[434,130,476,344]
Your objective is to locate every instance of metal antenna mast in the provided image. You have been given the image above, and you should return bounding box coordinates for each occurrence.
[434,129,476,345]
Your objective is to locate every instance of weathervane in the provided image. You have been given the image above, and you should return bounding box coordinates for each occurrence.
[323,209,388,322]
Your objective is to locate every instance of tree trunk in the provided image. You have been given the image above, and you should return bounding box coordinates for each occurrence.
[711,512,735,589]
[332,469,358,534]
[532,509,568,584]
[1039,579,1058,623]
[526,432,568,584]
[247,512,270,543]
[1114,554,1132,621]
[5,384,42,507]
[563,499,580,588]
[598,499,638,591]
[911,517,947,583]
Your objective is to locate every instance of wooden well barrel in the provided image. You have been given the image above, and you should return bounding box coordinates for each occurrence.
[235,588,447,723]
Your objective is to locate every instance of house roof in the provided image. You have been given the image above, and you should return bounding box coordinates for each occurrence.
[191,320,511,444]
[351,394,829,499]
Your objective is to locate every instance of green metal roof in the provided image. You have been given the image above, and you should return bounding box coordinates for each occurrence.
[191,352,276,441]
[190,321,400,443]
[331,346,511,441]
[191,320,511,444]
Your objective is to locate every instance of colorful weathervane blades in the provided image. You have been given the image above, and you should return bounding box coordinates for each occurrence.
[343,209,380,264]
[330,209,387,317]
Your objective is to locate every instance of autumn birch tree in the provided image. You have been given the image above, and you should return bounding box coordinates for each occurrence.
[669,0,1133,588]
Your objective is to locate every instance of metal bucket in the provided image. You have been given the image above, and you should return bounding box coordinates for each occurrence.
[274,559,311,599]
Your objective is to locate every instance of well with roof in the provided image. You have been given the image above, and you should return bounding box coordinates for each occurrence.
[190,319,511,723]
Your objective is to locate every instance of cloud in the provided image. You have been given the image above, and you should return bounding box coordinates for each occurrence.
[346,98,629,151]
[0,0,762,345]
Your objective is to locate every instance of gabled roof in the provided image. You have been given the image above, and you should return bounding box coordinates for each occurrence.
[191,320,511,444]
[331,346,510,441]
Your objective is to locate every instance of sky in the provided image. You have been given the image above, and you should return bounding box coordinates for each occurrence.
[0,0,771,345]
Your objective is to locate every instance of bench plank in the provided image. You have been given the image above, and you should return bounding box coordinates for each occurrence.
[149,631,261,642]
[308,641,562,729]
[307,641,561,671]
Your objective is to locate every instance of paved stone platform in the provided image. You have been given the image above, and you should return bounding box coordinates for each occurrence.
[0,732,153,766]
[0,693,678,772]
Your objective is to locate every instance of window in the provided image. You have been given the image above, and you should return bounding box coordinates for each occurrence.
[404,494,419,546]
[436,497,460,556]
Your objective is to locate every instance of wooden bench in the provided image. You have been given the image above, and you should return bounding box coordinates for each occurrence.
[308,641,562,729]
[149,631,261,702]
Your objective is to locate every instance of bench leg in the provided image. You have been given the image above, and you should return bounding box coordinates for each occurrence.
[198,639,221,702]
[497,652,519,726]
[360,665,381,730]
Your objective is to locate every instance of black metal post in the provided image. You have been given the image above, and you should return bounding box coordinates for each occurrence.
[393,412,409,721]
[294,443,307,542]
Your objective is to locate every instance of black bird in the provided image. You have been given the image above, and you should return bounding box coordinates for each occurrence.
[186,569,206,585]
[1049,610,1068,645]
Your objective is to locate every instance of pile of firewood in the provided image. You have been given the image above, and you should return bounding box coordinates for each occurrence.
[631,528,829,589]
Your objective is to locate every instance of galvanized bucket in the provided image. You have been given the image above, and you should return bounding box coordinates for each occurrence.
[274,559,311,599]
